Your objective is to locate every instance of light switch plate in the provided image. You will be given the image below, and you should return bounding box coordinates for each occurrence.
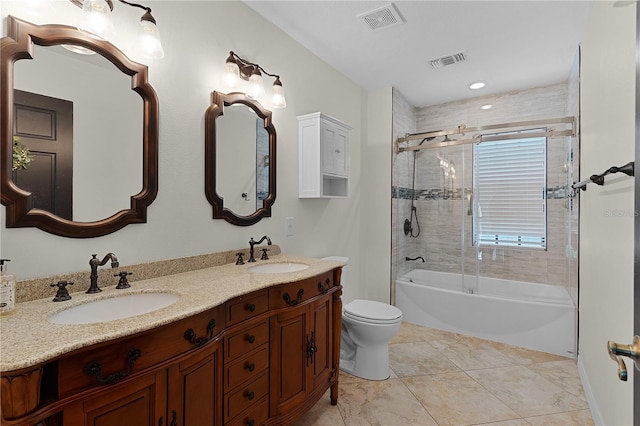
[285,217,294,236]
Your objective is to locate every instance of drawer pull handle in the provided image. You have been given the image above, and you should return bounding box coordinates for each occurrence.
[247,420,255,426]
[283,288,304,306]
[84,348,141,385]
[318,278,331,294]
[247,362,256,372]
[247,303,256,312]
[247,335,256,344]
[184,319,216,347]
[246,390,255,401]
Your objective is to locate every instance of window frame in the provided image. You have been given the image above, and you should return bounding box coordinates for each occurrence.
[471,129,548,250]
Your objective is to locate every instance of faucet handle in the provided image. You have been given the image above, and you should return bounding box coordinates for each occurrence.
[235,252,245,265]
[115,272,132,289]
[260,248,270,260]
[51,281,74,302]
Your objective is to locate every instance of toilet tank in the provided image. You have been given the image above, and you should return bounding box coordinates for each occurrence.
[322,256,349,287]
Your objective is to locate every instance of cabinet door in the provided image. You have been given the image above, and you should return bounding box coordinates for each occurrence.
[321,121,338,175]
[64,370,165,426]
[332,126,349,177]
[269,305,308,415]
[309,296,333,389]
[321,120,349,178]
[168,342,222,426]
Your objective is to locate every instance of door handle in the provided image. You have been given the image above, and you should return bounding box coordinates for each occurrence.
[607,335,640,381]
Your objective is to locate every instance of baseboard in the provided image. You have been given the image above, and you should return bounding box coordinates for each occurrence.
[578,354,605,425]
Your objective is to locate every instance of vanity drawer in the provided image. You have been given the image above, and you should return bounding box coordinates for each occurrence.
[224,344,269,391]
[269,272,334,309]
[225,319,269,361]
[57,305,224,397]
[226,396,269,426]
[224,372,269,423]
[226,289,269,326]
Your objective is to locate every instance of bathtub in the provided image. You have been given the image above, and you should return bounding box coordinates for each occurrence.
[395,269,576,357]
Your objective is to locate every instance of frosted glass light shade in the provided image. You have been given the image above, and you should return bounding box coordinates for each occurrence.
[77,0,114,40]
[247,71,264,99]
[139,19,164,59]
[271,81,286,108]
[223,60,240,88]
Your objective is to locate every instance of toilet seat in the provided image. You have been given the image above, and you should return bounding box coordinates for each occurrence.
[344,299,402,325]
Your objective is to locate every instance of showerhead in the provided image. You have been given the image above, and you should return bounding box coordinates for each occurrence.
[418,130,442,146]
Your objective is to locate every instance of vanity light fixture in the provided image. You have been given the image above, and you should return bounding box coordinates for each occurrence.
[69,0,164,59]
[223,51,287,108]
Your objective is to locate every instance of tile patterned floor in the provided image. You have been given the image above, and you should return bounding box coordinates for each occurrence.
[295,322,593,426]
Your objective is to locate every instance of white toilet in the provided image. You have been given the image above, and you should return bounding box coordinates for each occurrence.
[322,256,403,380]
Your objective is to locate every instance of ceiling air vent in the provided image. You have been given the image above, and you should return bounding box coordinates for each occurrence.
[358,3,405,31]
[429,51,469,69]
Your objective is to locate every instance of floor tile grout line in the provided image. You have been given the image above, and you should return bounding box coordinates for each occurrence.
[395,371,445,426]
[459,368,528,422]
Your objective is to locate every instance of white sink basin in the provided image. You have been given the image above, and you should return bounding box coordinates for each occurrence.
[48,292,180,325]
[249,262,309,274]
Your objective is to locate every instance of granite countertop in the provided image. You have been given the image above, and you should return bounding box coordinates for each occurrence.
[0,255,345,372]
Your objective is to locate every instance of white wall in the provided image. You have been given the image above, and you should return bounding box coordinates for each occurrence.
[362,87,393,303]
[0,1,367,305]
[579,2,636,424]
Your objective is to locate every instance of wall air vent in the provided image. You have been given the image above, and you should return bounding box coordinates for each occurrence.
[358,3,405,31]
[429,51,469,69]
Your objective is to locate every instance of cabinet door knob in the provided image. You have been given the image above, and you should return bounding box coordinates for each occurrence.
[247,362,256,372]
[247,420,255,426]
[246,390,255,401]
[247,303,256,312]
[247,335,256,344]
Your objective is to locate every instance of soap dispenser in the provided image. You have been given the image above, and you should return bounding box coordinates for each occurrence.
[0,259,16,316]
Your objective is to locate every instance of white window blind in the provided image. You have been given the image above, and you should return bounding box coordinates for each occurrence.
[473,134,547,249]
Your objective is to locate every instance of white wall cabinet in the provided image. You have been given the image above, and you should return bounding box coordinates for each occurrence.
[298,112,352,198]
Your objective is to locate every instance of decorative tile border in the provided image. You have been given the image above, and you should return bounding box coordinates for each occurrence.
[392,185,574,201]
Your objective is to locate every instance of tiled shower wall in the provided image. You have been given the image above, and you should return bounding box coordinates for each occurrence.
[392,89,417,283]
[392,81,579,294]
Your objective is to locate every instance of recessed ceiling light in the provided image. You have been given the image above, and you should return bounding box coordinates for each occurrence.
[481,104,493,110]
[469,82,485,90]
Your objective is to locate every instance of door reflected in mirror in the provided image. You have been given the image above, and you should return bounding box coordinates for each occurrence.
[13,45,142,222]
[205,92,276,226]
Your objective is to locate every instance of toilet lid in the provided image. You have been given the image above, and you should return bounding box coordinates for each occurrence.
[343,299,402,323]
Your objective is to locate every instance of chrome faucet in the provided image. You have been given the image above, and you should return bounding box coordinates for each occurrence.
[248,236,271,262]
[406,256,425,263]
[87,253,119,294]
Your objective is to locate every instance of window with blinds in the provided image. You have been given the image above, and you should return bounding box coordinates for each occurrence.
[472,132,547,249]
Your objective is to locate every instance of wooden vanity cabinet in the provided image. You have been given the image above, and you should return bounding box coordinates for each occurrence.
[269,271,340,422]
[61,340,222,426]
[0,268,342,426]
[59,307,224,426]
[62,363,166,425]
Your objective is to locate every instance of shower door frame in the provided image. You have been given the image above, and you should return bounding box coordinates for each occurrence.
[633,2,639,420]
